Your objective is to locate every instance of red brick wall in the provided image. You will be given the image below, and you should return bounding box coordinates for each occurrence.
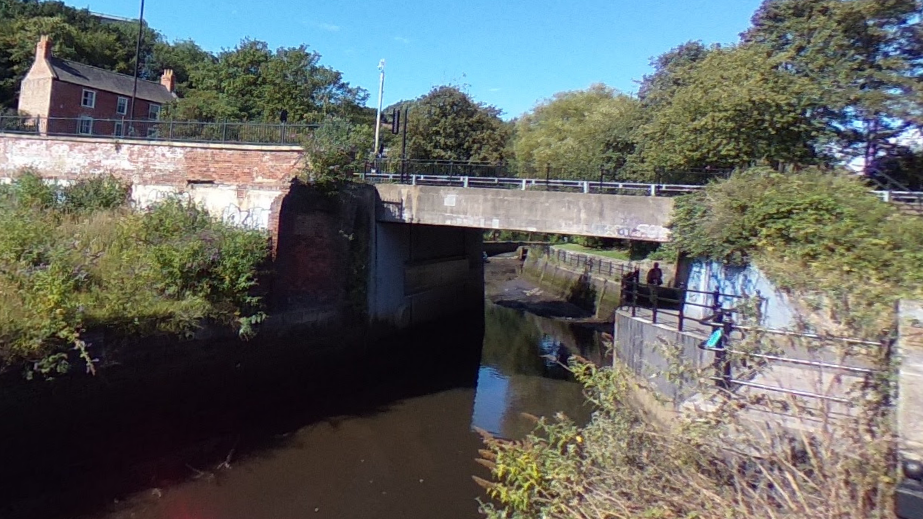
[47,81,163,136]
[0,133,304,186]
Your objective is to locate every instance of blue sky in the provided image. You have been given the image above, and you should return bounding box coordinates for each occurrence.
[65,0,764,119]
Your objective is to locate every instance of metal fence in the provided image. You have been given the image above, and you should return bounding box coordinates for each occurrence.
[0,115,315,145]
[365,158,731,184]
[620,277,885,404]
[362,171,703,197]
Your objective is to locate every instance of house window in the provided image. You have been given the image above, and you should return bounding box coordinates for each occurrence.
[116,97,128,115]
[113,121,123,137]
[81,89,96,108]
[78,117,93,135]
[148,104,161,120]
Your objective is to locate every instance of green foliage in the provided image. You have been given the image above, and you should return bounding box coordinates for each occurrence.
[632,44,825,175]
[671,166,923,334]
[745,0,923,167]
[303,117,373,184]
[172,39,369,123]
[0,1,371,125]
[0,173,270,376]
[478,356,895,519]
[392,85,510,163]
[60,174,130,212]
[514,84,642,180]
[0,0,159,109]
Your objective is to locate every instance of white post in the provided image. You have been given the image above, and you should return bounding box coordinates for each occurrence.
[463,176,469,188]
[583,181,589,193]
[521,179,527,190]
[373,59,385,159]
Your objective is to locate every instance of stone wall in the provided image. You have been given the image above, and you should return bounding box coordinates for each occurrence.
[522,251,622,320]
[0,133,304,186]
[614,311,711,407]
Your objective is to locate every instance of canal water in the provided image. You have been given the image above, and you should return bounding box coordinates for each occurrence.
[7,260,608,519]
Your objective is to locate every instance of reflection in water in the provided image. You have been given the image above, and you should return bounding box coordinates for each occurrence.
[11,302,606,519]
[472,304,601,441]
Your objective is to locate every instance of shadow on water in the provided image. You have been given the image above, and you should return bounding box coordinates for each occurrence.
[0,315,486,519]
[2,297,610,519]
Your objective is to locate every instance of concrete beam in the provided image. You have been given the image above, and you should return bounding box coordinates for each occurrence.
[375,184,674,242]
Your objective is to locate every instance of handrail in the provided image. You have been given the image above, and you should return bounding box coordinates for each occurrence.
[365,172,923,202]
[0,115,316,146]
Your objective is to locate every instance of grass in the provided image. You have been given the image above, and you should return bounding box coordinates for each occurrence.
[477,346,895,519]
[555,243,630,261]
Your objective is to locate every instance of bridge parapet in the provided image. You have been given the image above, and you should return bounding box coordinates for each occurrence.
[374,183,674,242]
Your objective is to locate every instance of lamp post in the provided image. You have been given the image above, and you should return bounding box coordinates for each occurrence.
[129,0,145,128]
[373,59,385,162]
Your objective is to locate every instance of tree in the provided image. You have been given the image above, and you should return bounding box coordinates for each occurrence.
[744,0,923,170]
[637,41,711,108]
[175,39,368,123]
[513,84,642,179]
[632,44,825,179]
[395,85,510,163]
[0,0,159,109]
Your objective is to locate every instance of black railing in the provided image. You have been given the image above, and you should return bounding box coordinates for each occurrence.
[0,115,316,145]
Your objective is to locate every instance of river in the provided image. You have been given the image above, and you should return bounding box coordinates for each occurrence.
[5,258,608,519]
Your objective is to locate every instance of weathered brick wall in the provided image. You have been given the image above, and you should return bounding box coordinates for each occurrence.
[0,133,304,186]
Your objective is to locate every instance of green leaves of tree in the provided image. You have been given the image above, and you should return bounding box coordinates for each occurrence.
[514,84,642,180]
[395,85,509,163]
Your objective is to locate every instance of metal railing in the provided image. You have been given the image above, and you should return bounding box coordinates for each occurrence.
[365,158,733,184]
[550,247,632,279]
[362,171,703,197]
[620,278,885,401]
[365,170,923,207]
[0,115,315,145]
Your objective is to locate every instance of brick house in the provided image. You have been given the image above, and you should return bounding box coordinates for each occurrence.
[17,35,177,138]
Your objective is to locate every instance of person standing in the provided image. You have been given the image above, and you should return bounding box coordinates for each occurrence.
[646,262,664,286]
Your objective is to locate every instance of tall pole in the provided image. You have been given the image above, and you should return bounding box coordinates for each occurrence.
[400,106,408,183]
[129,0,145,128]
[373,59,385,160]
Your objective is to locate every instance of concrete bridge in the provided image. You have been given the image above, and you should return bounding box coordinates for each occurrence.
[373,183,674,242]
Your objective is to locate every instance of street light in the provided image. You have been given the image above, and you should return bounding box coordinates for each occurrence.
[129,0,145,127]
[373,59,385,161]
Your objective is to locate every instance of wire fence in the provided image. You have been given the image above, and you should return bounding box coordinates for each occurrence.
[0,115,315,145]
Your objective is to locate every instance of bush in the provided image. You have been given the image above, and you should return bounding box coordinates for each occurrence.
[671,167,923,335]
[0,173,270,377]
[477,352,894,519]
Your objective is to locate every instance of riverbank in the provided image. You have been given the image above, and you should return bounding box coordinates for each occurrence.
[486,256,593,319]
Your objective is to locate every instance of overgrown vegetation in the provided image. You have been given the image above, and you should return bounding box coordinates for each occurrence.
[0,171,269,377]
[672,166,923,336]
[477,351,894,519]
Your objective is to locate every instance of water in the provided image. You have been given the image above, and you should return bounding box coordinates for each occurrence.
[5,282,608,519]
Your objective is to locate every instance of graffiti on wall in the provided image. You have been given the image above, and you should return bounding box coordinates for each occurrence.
[616,224,670,242]
[222,203,270,230]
